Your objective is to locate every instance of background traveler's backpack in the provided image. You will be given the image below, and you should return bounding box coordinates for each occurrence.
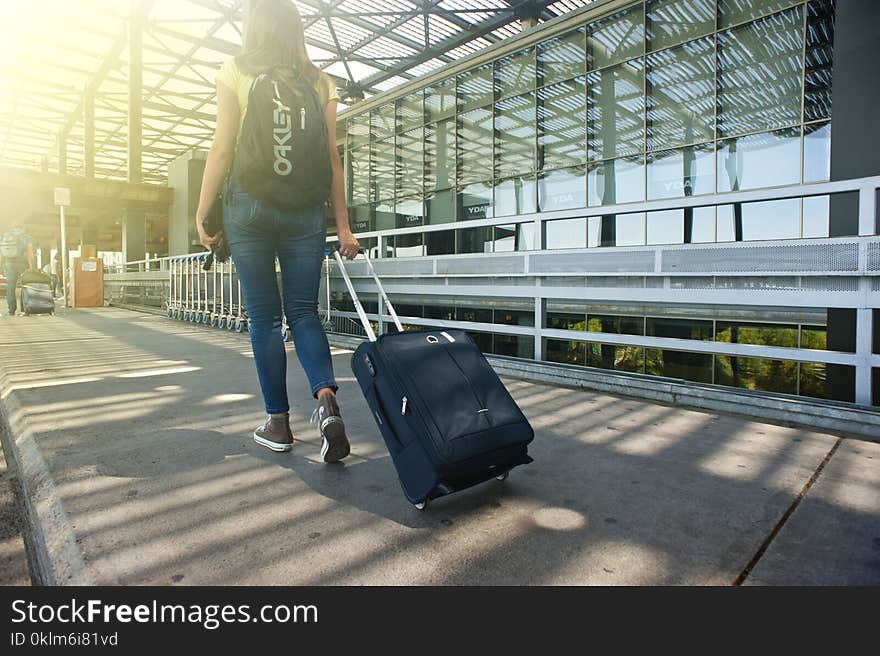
[18,269,52,286]
[234,69,332,211]
[0,232,25,259]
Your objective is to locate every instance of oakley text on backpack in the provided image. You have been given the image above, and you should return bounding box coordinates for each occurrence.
[234,70,332,211]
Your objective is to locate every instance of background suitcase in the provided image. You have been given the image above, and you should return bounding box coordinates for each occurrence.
[335,250,533,509]
[21,283,55,315]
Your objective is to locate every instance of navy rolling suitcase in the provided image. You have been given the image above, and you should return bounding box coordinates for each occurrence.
[21,283,55,315]
[335,250,533,509]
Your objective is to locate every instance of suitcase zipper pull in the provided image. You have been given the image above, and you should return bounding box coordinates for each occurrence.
[401,396,408,415]
[301,107,306,130]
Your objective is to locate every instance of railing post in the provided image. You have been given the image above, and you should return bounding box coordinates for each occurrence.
[859,182,877,236]
[855,306,874,405]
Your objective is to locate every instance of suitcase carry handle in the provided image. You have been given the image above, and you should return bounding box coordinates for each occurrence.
[332,247,403,342]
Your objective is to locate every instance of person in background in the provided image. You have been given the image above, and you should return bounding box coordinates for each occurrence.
[194,0,359,462]
[41,252,63,298]
[0,223,35,316]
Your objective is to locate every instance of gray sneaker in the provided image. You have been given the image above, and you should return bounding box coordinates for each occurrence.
[311,394,350,463]
[253,414,293,452]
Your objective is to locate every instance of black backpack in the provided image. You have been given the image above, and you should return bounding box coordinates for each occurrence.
[233,69,332,211]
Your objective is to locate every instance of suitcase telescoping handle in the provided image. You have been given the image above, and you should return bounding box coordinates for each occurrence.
[331,247,403,343]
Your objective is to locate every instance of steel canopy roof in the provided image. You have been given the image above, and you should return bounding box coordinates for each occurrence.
[0,0,597,184]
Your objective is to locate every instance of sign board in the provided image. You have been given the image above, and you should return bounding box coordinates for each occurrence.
[54,187,71,207]
[81,261,98,272]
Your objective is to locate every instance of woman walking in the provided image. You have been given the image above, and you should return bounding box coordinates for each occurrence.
[195,0,359,462]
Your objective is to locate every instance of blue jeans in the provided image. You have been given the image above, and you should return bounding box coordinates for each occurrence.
[4,261,26,315]
[223,180,336,414]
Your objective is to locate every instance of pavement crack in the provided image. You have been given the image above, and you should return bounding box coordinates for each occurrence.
[732,438,842,586]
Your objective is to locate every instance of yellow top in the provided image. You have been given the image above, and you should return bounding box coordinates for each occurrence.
[216,58,340,134]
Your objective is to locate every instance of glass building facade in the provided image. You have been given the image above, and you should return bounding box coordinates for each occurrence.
[334,0,866,405]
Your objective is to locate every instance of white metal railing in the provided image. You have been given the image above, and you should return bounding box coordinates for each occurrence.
[325,175,880,406]
[103,174,880,406]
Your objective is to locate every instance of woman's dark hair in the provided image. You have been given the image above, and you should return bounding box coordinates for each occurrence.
[236,0,321,88]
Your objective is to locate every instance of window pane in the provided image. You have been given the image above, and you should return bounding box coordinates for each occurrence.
[458,181,493,221]
[374,202,395,231]
[718,0,801,29]
[538,78,587,171]
[426,188,456,225]
[467,331,494,353]
[587,343,645,373]
[646,348,713,382]
[587,59,645,160]
[493,225,517,252]
[425,229,455,256]
[647,143,714,199]
[715,355,798,395]
[802,195,829,238]
[588,156,645,206]
[717,198,800,241]
[425,119,456,192]
[804,121,831,183]
[646,0,715,51]
[394,233,425,258]
[648,317,713,340]
[647,209,683,245]
[588,216,601,247]
[457,64,494,112]
[589,212,647,247]
[546,339,587,365]
[805,0,835,122]
[588,314,644,335]
[717,128,801,191]
[495,309,534,327]
[456,227,493,254]
[347,114,370,149]
[689,206,716,243]
[545,217,587,250]
[457,307,493,323]
[801,325,827,350]
[586,5,644,71]
[396,128,423,198]
[538,166,587,212]
[718,321,799,347]
[371,104,395,141]
[395,197,423,229]
[538,28,586,86]
[397,91,424,132]
[518,222,536,250]
[493,335,535,359]
[615,212,646,246]
[350,205,372,233]
[495,93,536,178]
[426,78,456,122]
[372,138,395,201]
[548,312,586,330]
[495,176,537,217]
[717,8,804,137]
[458,107,493,185]
[496,48,536,99]
[646,38,715,151]
[799,361,828,399]
[347,145,371,205]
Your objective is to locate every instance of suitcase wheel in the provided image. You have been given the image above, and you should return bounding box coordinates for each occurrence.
[496,472,509,481]
[413,501,428,511]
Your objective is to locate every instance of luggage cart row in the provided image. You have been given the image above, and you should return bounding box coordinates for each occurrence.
[166,253,299,340]
[166,253,251,333]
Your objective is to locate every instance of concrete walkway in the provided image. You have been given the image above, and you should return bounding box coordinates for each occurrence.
[0,307,877,585]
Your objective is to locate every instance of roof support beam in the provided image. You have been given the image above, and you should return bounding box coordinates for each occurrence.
[84,91,95,178]
[129,0,145,184]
